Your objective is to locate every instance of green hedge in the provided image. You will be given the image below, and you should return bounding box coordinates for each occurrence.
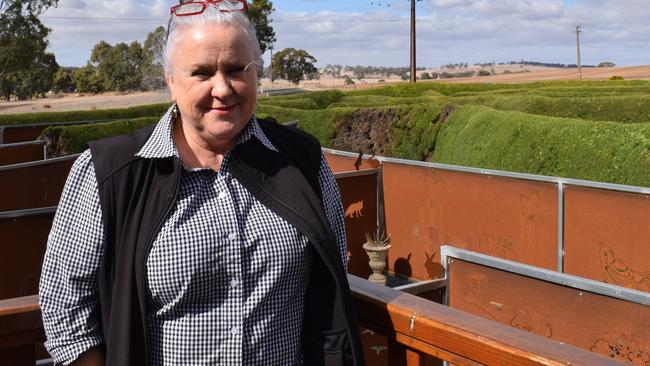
[353,80,650,97]
[41,117,159,156]
[256,104,356,145]
[258,89,344,110]
[454,95,650,123]
[432,105,650,186]
[389,103,447,160]
[328,95,444,108]
[0,103,171,126]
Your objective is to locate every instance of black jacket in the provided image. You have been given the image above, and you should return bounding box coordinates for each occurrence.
[88,118,364,365]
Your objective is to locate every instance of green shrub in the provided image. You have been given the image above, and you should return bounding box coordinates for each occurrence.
[328,95,444,108]
[453,94,650,123]
[609,75,624,81]
[256,105,356,145]
[0,103,171,126]
[432,105,650,186]
[41,117,159,156]
[258,90,343,110]
[390,103,448,160]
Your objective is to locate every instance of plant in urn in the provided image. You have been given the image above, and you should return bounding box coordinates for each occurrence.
[363,231,391,285]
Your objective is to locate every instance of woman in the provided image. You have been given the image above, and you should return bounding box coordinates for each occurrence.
[39,1,364,365]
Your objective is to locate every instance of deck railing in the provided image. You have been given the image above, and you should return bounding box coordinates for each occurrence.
[0,277,627,366]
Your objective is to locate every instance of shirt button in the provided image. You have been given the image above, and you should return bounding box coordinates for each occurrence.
[230,279,239,288]
[228,232,237,241]
[230,326,240,335]
[218,191,227,200]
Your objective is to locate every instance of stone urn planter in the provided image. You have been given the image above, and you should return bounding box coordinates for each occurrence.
[363,232,391,286]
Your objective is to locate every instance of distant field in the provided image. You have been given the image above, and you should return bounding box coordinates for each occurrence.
[1,65,649,114]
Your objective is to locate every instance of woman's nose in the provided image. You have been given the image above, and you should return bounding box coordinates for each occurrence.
[211,72,233,99]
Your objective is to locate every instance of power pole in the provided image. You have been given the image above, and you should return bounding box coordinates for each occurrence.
[269,46,274,84]
[410,0,416,83]
[575,23,582,80]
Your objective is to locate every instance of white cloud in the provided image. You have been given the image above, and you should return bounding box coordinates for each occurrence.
[268,2,650,67]
[41,0,168,66]
[39,0,650,67]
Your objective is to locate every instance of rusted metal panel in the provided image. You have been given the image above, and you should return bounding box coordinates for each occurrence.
[564,185,650,292]
[0,157,74,211]
[382,162,558,280]
[336,172,378,278]
[448,259,650,365]
[0,212,54,300]
[1,126,48,145]
[0,142,44,166]
[325,152,380,173]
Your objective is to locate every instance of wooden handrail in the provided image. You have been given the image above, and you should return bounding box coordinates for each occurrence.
[0,280,628,366]
[0,295,44,366]
[349,275,626,366]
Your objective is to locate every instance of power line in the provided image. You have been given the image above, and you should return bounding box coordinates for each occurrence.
[39,15,414,23]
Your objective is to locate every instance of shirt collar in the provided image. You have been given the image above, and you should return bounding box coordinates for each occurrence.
[136,105,278,159]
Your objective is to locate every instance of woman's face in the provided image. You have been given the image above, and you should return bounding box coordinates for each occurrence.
[166,23,257,149]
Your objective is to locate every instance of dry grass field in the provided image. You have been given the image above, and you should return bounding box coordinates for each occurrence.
[1,65,649,115]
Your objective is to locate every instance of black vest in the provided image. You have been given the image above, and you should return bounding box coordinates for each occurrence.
[88,118,364,365]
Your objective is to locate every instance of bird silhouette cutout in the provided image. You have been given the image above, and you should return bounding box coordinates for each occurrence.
[369,345,388,355]
[599,244,650,292]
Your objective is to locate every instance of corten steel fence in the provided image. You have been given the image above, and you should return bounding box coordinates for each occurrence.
[335,169,379,278]
[0,155,77,212]
[0,278,629,366]
[0,208,56,300]
[323,148,650,294]
[0,120,109,145]
[0,141,46,166]
[442,246,650,364]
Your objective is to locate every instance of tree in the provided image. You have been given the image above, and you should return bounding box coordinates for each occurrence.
[420,72,430,80]
[271,48,317,85]
[247,0,276,55]
[0,0,56,15]
[90,40,144,91]
[72,64,103,93]
[12,51,57,99]
[0,0,54,100]
[141,26,166,90]
[52,68,74,93]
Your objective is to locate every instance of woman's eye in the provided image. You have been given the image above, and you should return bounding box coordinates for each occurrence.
[228,67,246,77]
[191,70,210,77]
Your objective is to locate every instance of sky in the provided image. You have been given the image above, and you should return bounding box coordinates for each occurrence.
[38,0,650,69]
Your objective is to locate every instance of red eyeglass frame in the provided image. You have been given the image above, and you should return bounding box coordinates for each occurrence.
[170,0,248,17]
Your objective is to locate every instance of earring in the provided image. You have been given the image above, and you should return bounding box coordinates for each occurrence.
[171,103,179,119]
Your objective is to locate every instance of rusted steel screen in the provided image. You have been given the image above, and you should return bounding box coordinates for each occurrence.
[0,212,54,300]
[335,172,378,278]
[564,185,650,293]
[382,162,558,280]
[0,158,74,211]
[0,143,44,166]
[324,152,380,173]
[448,259,650,364]
[1,126,48,145]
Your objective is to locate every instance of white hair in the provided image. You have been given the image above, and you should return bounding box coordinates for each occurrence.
[163,7,262,75]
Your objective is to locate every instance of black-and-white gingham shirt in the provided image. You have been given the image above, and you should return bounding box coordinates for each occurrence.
[39,107,348,365]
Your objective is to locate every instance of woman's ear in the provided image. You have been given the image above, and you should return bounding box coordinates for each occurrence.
[165,72,176,102]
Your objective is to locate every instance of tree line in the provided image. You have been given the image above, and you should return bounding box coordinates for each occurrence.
[0,0,278,100]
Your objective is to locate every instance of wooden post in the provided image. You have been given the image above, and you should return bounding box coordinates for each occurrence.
[410,0,416,83]
[576,23,582,80]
